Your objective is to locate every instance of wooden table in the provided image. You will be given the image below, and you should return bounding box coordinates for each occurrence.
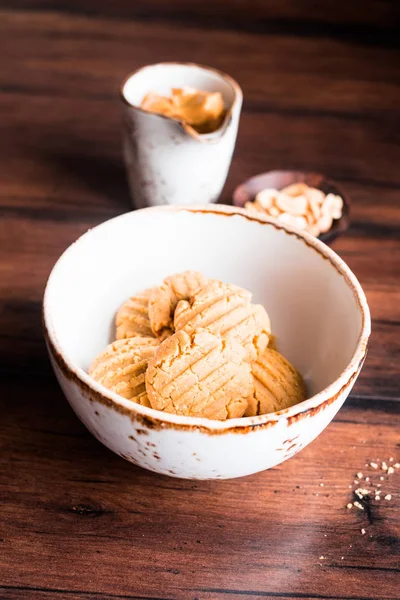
[1,3,399,599]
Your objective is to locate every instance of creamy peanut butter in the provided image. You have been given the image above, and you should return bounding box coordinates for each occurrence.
[141,87,226,133]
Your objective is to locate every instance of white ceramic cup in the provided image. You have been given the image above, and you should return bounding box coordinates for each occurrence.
[121,63,243,208]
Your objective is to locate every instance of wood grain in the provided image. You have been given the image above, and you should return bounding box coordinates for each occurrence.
[4,0,400,37]
[0,2,399,599]
[1,381,399,599]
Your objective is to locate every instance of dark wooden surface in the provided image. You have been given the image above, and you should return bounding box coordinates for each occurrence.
[1,2,399,599]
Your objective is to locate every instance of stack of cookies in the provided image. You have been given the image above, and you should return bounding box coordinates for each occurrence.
[89,271,306,420]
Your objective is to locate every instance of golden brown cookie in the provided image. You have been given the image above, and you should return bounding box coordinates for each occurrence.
[89,337,159,403]
[148,270,207,336]
[116,289,155,339]
[145,329,252,420]
[245,347,306,416]
[135,391,152,408]
[174,280,270,360]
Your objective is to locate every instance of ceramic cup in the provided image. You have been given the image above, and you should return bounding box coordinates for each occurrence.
[120,62,243,208]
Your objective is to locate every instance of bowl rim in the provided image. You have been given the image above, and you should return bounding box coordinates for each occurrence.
[43,204,371,433]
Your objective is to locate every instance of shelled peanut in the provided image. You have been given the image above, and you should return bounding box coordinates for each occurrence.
[245,183,343,237]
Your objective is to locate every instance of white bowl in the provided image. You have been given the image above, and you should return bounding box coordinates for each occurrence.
[43,205,370,480]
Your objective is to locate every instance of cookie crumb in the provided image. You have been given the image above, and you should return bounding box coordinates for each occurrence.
[365,477,370,482]
[387,466,394,475]
[389,457,393,462]
[341,556,344,560]
[319,556,325,560]
[354,480,359,484]
[361,528,366,535]
[370,462,378,469]
[380,476,384,481]
[353,501,364,510]
[375,496,380,501]
[382,462,388,471]
[394,463,400,469]
[385,494,392,501]
[355,488,370,500]
[357,472,363,479]
[347,503,353,509]
[320,483,324,487]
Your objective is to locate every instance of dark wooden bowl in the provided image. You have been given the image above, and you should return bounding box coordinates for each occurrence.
[233,170,350,244]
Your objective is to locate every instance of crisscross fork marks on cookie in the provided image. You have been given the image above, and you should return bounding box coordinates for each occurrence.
[245,347,306,416]
[174,286,250,332]
[174,280,270,359]
[89,337,159,402]
[148,270,207,336]
[146,329,252,420]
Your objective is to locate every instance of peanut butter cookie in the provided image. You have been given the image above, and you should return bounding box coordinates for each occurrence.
[145,329,252,420]
[148,270,207,336]
[245,347,306,416]
[89,337,159,403]
[116,289,155,339]
[174,280,270,360]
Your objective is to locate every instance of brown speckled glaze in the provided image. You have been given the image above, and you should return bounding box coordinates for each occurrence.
[43,205,369,434]
[121,63,243,208]
[43,205,370,479]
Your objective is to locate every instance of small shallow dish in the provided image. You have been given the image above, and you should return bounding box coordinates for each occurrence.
[43,205,370,480]
[233,170,350,244]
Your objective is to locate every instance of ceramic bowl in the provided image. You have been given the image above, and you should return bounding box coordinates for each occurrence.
[233,170,350,244]
[43,205,370,480]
